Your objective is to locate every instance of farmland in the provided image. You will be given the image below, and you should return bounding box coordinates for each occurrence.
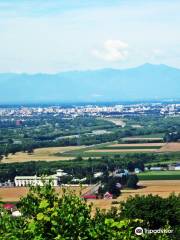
[1,146,85,163]
[1,106,180,211]
[158,142,180,152]
[0,186,90,202]
[57,142,169,158]
[2,113,177,162]
[4,142,179,163]
[1,141,180,164]
[87,180,180,211]
[1,180,179,212]
[1,113,180,164]
[60,142,180,158]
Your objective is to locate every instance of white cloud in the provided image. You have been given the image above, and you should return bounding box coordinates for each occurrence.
[152,49,163,56]
[91,94,103,98]
[92,40,128,61]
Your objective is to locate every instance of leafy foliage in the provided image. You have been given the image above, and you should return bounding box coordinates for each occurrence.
[120,194,180,239]
[127,175,139,189]
[0,182,175,240]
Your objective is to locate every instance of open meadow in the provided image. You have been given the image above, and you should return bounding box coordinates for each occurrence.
[138,170,180,180]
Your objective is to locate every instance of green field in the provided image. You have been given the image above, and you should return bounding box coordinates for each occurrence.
[59,149,153,158]
[138,170,180,180]
[145,160,179,166]
[61,150,126,157]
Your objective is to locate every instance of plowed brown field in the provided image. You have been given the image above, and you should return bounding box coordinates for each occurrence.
[158,143,180,152]
[0,186,90,202]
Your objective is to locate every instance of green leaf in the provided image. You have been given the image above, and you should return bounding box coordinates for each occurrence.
[37,212,44,220]
[39,199,49,209]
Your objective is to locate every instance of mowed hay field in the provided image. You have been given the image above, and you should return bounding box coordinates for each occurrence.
[158,142,180,152]
[2,146,86,163]
[87,143,165,153]
[89,180,180,212]
[0,186,90,202]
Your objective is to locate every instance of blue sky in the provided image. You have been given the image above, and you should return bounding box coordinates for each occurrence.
[0,0,179,73]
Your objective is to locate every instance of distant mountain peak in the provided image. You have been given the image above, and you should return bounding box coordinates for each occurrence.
[0,63,180,103]
[140,63,162,68]
[142,62,154,66]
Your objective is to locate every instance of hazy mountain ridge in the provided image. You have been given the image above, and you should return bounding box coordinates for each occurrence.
[0,64,180,103]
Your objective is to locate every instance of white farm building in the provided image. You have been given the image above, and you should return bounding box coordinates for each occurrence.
[14,169,67,187]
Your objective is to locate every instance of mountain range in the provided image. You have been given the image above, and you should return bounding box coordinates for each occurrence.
[0,63,180,103]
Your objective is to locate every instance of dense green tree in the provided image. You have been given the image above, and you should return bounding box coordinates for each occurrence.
[120,193,180,238]
[127,174,139,189]
[127,162,135,172]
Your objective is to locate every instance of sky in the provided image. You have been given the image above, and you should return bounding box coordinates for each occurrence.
[0,0,180,73]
